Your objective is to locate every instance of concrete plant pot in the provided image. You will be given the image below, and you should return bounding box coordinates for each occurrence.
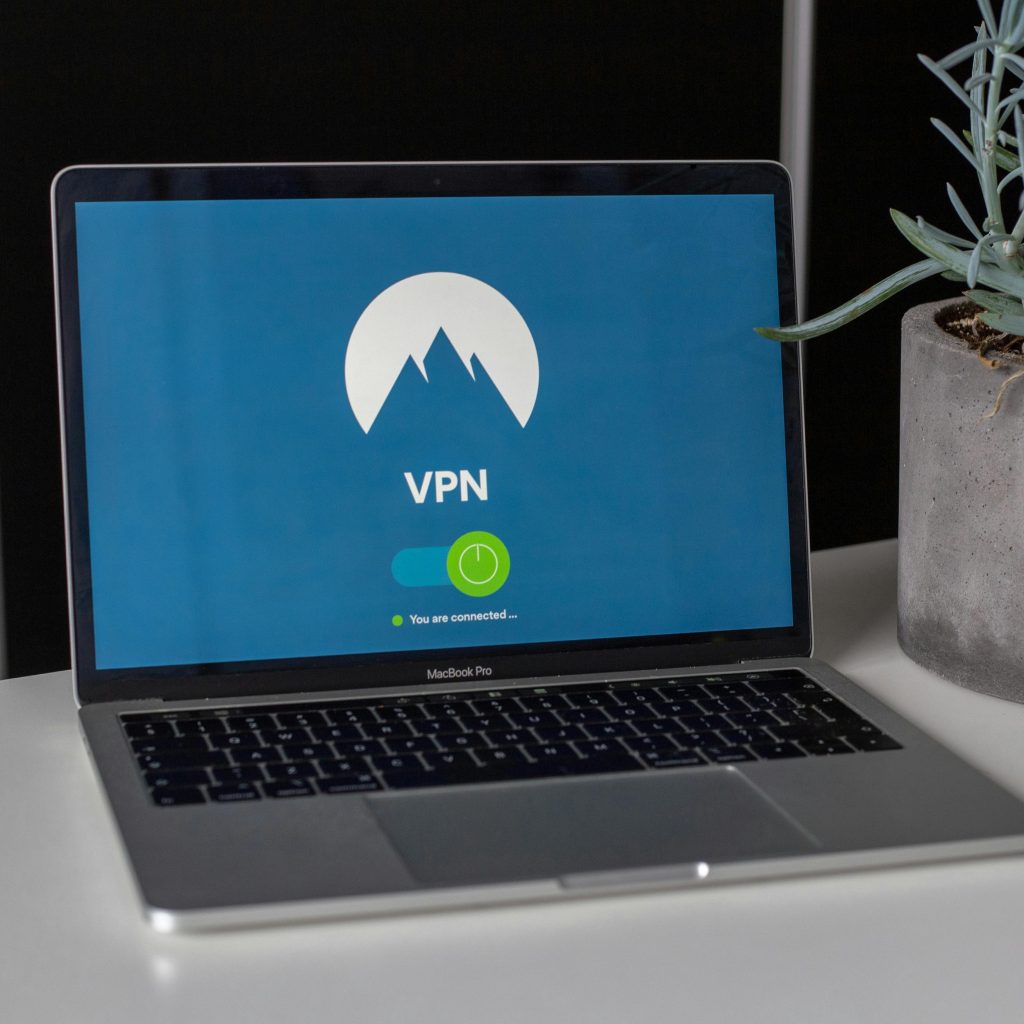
[898,299,1024,699]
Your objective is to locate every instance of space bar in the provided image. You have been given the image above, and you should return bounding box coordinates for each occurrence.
[382,755,639,790]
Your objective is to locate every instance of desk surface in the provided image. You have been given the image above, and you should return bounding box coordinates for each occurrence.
[3,539,1024,1024]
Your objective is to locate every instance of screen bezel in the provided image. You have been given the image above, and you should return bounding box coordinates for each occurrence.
[52,161,809,705]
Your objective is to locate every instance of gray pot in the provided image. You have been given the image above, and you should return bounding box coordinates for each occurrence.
[898,299,1024,699]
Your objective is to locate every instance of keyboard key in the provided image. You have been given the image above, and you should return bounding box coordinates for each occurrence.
[209,783,261,803]
[800,738,856,756]
[210,732,264,750]
[277,710,327,728]
[130,735,209,754]
[124,721,174,739]
[370,754,424,773]
[616,705,659,722]
[586,721,639,739]
[614,689,658,705]
[384,736,439,754]
[144,768,209,788]
[318,757,370,776]
[433,733,484,751]
[719,727,771,746]
[264,728,312,745]
[261,780,315,798]
[373,704,426,722]
[362,721,414,739]
[684,730,724,748]
[846,733,902,752]
[212,765,266,782]
[807,694,862,719]
[138,750,227,770]
[560,708,611,725]
[417,717,465,736]
[700,746,756,764]
[770,723,833,742]
[563,689,621,708]
[317,774,380,795]
[557,752,638,775]
[687,714,730,731]
[175,719,226,736]
[743,694,798,711]
[532,724,586,742]
[266,761,319,779]
[702,679,756,698]
[230,747,281,764]
[470,698,524,715]
[633,717,682,736]
[518,693,570,711]
[473,747,529,767]
[383,762,551,789]
[325,707,377,725]
[507,710,560,728]
[311,724,363,743]
[225,713,275,732]
[575,739,628,758]
[458,713,512,733]
[333,739,385,758]
[773,707,832,728]
[649,699,702,718]
[840,721,883,738]
[152,787,206,806]
[623,735,681,753]
[522,742,582,764]
[422,750,477,770]
[697,696,748,714]
[750,741,805,759]
[425,700,475,718]
[727,711,781,728]
[482,729,534,747]
[281,743,332,760]
[638,750,707,769]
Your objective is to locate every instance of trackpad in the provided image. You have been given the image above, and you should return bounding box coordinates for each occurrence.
[369,769,817,886]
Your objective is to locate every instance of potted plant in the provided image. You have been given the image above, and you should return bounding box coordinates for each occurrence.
[758,0,1024,699]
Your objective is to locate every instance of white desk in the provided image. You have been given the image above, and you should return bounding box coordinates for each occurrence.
[3,539,1024,1024]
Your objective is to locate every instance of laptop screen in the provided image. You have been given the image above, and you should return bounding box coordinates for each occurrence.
[56,164,806,697]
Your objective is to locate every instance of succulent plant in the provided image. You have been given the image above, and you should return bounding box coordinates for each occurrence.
[758,0,1024,395]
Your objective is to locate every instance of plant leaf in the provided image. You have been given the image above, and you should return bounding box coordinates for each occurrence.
[942,269,969,281]
[978,0,999,37]
[968,240,984,286]
[753,259,943,342]
[931,117,982,170]
[938,38,992,70]
[998,164,1024,191]
[965,287,1024,313]
[918,54,985,116]
[946,181,984,237]
[978,309,1024,333]
[916,216,976,248]
[891,209,1024,298]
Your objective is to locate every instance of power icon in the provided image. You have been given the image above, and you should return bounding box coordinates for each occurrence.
[447,532,510,597]
[458,543,500,586]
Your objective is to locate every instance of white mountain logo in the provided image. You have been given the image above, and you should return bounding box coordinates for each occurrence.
[344,272,540,433]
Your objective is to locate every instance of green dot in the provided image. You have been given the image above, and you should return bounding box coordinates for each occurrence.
[391,614,403,627]
[447,531,510,598]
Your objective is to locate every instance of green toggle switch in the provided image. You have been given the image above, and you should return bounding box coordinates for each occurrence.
[391,532,511,597]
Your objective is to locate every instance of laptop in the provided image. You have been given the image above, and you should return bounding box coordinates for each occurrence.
[51,161,1024,931]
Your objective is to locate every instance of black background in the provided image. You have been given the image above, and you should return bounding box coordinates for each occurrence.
[1,1,975,677]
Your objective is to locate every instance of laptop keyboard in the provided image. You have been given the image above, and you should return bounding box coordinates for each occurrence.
[120,670,902,807]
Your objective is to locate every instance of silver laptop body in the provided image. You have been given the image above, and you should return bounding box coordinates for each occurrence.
[52,162,1024,932]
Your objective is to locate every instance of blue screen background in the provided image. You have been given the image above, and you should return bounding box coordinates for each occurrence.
[75,194,792,669]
